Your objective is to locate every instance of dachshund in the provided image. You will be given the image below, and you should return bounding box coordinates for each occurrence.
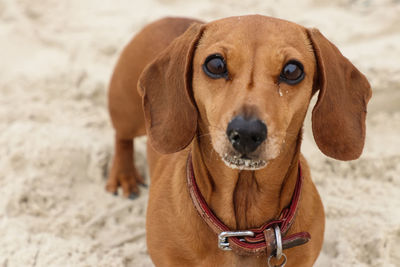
[106,15,371,266]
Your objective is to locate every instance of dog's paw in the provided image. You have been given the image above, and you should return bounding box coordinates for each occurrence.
[105,169,145,199]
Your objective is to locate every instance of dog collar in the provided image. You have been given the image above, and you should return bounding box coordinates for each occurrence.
[186,152,311,261]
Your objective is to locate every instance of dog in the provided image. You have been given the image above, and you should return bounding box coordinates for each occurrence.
[106,15,371,267]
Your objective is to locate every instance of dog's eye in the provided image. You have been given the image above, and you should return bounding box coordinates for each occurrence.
[280,60,305,85]
[203,54,228,79]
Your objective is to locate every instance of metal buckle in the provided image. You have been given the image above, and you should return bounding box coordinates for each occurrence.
[218,231,254,251]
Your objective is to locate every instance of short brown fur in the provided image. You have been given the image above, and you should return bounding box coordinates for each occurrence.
[107,15,371,266]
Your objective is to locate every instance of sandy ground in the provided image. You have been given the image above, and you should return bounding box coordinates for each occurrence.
[0,0,399,266]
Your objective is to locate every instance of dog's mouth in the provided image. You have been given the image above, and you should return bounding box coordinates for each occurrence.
[222,153,267,170]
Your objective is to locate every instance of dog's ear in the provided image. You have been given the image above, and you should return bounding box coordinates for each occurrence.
[307,28,372,161]
[138,23,204,154]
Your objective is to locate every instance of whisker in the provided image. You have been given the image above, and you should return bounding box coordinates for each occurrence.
[196,132,212,138]
[208,124,226,132]
[194,131,225,161]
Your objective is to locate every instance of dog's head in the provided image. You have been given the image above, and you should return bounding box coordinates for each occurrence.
[139,15,372,170]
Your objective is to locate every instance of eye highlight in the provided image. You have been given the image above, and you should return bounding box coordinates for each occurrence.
[203,54,228,79]
[279,60,305,85]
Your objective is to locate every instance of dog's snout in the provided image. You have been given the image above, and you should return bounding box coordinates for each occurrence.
[226,116,267,155]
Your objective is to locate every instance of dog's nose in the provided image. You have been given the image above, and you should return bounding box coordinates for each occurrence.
[226,116,267,155]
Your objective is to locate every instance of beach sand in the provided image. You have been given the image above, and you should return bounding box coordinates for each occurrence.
[0,0,399,266]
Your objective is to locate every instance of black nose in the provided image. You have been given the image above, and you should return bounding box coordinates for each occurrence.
[226,116,267,155]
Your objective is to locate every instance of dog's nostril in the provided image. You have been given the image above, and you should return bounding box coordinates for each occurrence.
[229,131,240,143]
[252,135,262,143]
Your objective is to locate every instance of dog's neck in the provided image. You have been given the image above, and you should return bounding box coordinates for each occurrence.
[191,129,302,230]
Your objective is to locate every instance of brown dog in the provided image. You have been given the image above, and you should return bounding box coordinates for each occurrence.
[106,15,371,266]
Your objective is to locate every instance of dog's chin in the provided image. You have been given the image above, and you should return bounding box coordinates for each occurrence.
[221,154,267,170]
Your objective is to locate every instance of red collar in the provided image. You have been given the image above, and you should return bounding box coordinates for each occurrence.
[186,152,310,257]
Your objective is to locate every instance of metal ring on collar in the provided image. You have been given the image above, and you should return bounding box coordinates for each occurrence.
[268,252,287,267]
[274,225,283,259]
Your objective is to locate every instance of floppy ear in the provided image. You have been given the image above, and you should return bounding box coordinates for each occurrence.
[138,23,204,154]
[307,28,372,161]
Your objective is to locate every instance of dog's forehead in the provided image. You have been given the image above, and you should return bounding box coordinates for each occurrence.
[201,15,307,50]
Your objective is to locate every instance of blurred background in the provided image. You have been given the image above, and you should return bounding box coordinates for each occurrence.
[0,0,399,266]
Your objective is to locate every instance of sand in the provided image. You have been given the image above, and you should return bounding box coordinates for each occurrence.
[0,0,399,266]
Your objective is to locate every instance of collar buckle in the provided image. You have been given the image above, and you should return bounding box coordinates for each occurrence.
[218,231,254,251]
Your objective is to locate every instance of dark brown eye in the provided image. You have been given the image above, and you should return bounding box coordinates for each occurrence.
[280,60,305,85]
[203,54,228,79]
